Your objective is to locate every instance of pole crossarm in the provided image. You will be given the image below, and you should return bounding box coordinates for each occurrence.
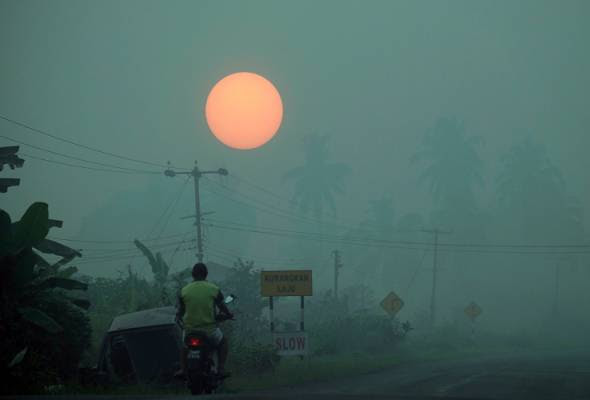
[164,160,229,262]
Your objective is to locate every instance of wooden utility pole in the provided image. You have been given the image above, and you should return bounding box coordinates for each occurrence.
[165,160,228,262]
[422,228,452,327]
[332,250,343,299]
[552,261,561,317]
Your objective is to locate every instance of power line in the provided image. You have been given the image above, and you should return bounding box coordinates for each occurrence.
[205,242,311,265]
[206,217,590,251]
[0,114,178,169]
[1,135,161,174]
[203,177,365,232]
[21,153,159,174]
[207,223,590,256]
[79,240,196,259]
[230,174,387,232]
[146,176,191,239]
[79,238,196,253]
[168,231,193,270]
[77,246,195,265]
[49,230,193,244]
[205,247,303,269]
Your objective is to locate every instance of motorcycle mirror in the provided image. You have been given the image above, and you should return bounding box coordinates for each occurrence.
[224,294,236,304]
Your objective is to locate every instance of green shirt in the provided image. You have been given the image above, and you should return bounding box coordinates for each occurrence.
[181,280,220,333]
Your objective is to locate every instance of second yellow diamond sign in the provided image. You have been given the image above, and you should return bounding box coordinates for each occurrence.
[380,291,404,316]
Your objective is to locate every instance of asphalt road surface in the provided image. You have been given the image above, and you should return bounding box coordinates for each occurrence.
[9,349,590,400]
[224,349,590,400]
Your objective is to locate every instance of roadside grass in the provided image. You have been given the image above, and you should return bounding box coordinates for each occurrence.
[57,336,577,395]
[222,342,508,393]
[55,345,487,395]
[224,352,401,393]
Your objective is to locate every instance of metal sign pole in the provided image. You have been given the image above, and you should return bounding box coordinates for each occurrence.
[300,296,305,361]
[270,296,274,332]
[300,296,305,331]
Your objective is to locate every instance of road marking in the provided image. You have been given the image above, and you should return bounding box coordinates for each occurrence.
[436,373,488,395]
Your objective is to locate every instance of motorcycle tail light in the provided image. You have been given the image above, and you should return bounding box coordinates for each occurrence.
[188,337,202,347]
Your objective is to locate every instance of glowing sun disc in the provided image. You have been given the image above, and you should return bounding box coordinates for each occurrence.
[205,72,283,150]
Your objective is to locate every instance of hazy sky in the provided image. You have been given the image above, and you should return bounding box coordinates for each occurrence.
[2,0,589,253]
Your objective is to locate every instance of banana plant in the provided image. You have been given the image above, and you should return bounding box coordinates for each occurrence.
[0,203,87,334]
[133,239,170,284]
[134,239,171,305]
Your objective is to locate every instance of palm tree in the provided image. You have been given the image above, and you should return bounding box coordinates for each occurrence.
[412,117,483,212]
[282,133,351,220]
[282,134,351,277]
[411,117,484,237]
[496,138,583,242]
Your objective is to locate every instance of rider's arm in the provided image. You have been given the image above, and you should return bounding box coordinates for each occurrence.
[215,290,233,317]
[176,293,185,322]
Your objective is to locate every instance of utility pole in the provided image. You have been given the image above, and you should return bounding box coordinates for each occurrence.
[422,228,452,328]
[552,257,567,318]
[165,161,228,262]
[552,262,560,317]
[332,250,343,299]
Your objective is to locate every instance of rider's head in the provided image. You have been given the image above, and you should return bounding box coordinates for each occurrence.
[192,262,208,281]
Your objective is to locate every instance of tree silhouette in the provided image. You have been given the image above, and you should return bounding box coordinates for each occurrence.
[282,133,351,220]
[496,138,583,242]
[412,117,483,215]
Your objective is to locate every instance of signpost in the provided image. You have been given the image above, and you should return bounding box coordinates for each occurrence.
[380,291,404,317]
[261,270,313,297]
[261,270,313,357]
[464,301,482,338]
[273,332,308,356]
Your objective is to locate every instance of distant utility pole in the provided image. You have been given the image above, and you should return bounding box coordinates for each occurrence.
[332,250,343,299]
[165,160,228,263]
[422,228,452,328]
[552,261,561,317]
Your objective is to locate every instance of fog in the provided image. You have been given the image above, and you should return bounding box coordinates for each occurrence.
[2,0,590,359]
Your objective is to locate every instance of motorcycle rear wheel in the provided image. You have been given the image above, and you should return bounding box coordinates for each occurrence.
[189,377,204,395]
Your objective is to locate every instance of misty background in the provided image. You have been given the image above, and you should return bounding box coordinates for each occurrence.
[2,0,589,339]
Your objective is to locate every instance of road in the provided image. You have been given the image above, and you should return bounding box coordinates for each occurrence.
[226,349,590,400]
[10,349,590,400]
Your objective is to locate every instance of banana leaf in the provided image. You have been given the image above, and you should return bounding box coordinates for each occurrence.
[35,254,51,269]
[12,203,50,252]
[18,307,63,333]
[12,248,38,289]
[34,238,81,258]
[0,209,12,257]
[134,239,169,281]
[8,347,28,368]
[57,266,78,278]
[68,297,91,310]
[134,239,157,269]
[34,277,88,292]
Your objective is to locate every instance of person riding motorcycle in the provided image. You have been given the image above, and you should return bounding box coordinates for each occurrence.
[175,262,233,378]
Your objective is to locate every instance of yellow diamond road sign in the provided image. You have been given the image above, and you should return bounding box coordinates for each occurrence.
[380,291,404,316]
[464,301,482,321]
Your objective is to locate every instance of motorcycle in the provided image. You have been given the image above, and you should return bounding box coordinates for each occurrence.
[183,294,236,395]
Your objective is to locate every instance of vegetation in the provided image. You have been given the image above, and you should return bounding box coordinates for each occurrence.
[0,203,91,394]
[283,133,352,219]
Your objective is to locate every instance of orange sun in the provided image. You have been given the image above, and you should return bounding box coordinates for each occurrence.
[205,72,283,150]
